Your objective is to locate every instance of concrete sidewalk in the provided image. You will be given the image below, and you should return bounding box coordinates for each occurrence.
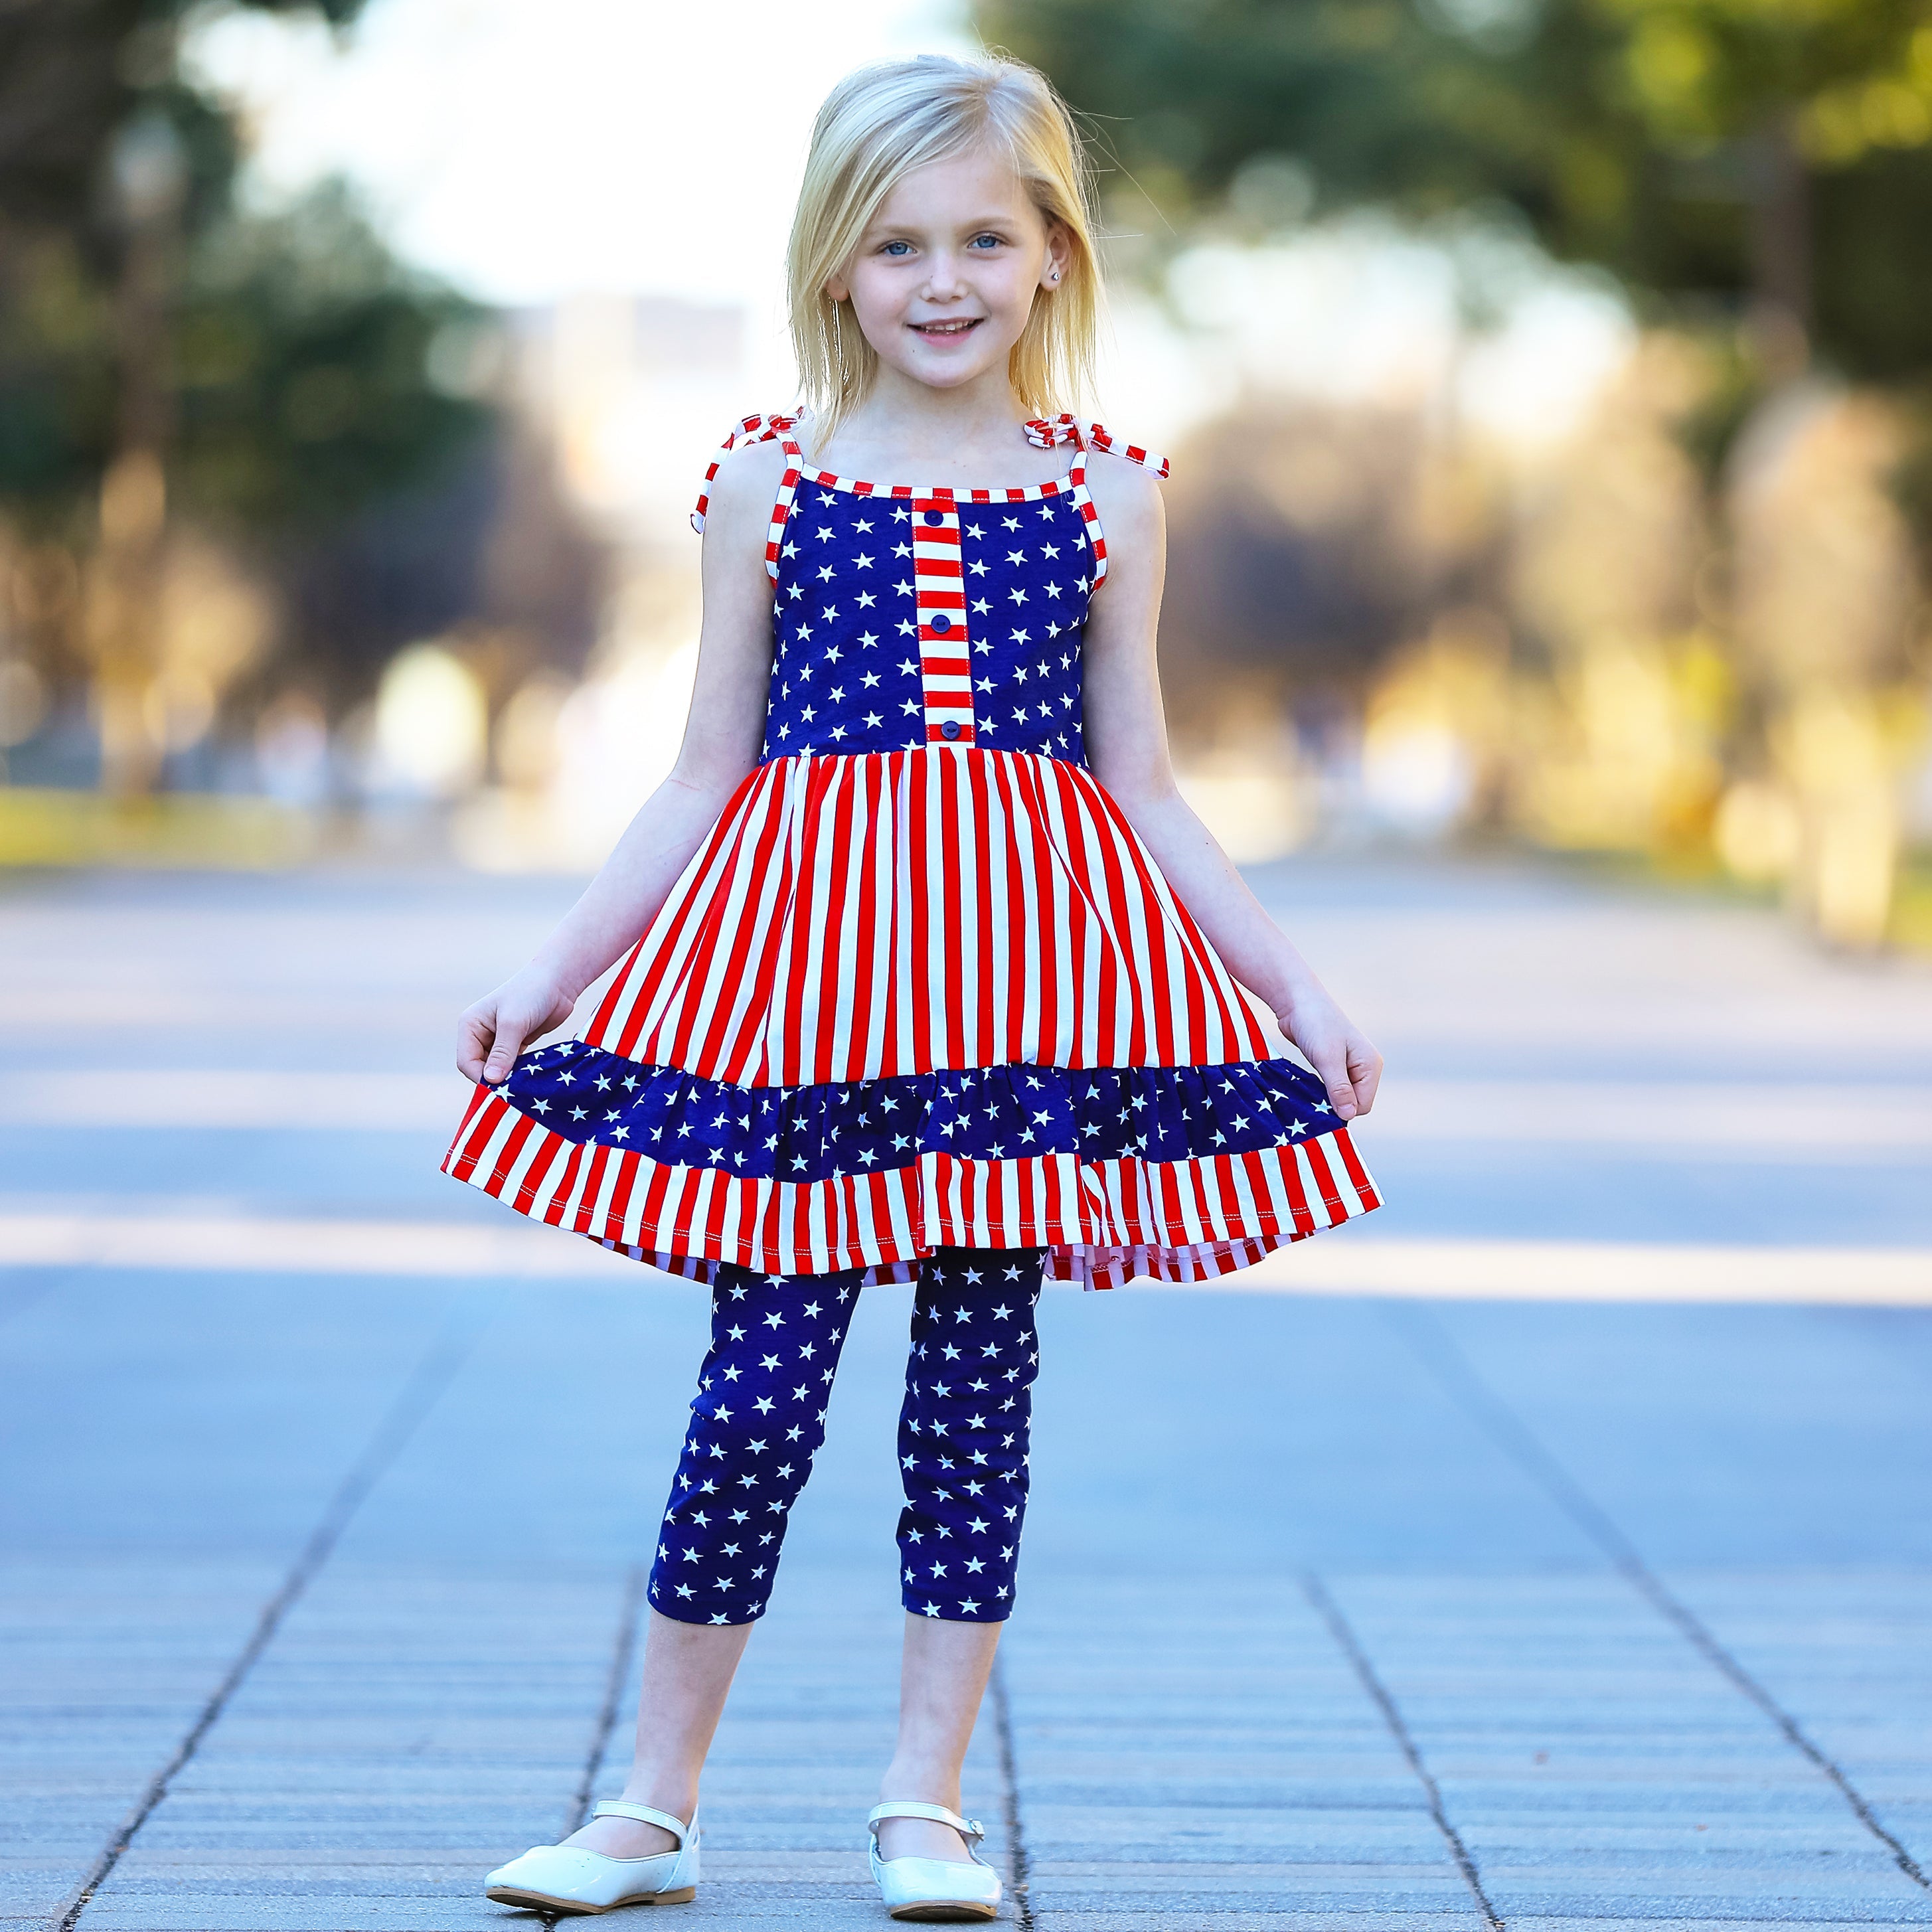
[2,856,1929,1929]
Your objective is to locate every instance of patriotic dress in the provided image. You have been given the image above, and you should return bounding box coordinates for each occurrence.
[443,413,1381,1291]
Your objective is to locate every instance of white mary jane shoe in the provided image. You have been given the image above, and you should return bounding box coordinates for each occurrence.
[484,1799,699,1914]
[866,1801,1003,1922]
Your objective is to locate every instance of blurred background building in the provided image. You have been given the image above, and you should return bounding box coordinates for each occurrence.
[2,0,1930,948]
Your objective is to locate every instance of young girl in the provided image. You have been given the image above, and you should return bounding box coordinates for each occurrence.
[446,51,1382,1923]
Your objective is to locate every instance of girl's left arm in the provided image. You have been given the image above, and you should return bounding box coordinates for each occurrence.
[1079,459,1382,1120]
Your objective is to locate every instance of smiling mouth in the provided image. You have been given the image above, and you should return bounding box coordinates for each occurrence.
[908,318,983,338]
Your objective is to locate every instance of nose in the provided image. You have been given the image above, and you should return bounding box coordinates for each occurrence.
[921,250,967,299]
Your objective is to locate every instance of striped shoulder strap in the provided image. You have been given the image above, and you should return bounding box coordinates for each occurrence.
[1022,414,1170,479]
[690,411,805,534]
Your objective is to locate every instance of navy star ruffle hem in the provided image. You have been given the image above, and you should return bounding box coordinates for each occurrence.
[496,1038,1353,1180]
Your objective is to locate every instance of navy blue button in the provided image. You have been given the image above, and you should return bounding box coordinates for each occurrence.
[924,509,945,525]
[941,718,961,740]
[929,613,952,633]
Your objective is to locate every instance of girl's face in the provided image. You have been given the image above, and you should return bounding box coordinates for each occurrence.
[827,145,1069,396]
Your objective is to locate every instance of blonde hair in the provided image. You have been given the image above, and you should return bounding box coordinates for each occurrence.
[786,52,1103,443]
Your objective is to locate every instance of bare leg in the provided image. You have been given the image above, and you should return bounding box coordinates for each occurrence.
[558,1263,863,1857]
[875,1613,1004,1862]
[563,1609,752,1856]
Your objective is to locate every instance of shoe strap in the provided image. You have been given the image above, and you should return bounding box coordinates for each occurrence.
[591,1799,692,1846]
[867,1799,983,1840]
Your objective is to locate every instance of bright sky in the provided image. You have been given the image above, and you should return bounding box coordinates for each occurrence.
[185,0,1631,451]
[188,0,969,328]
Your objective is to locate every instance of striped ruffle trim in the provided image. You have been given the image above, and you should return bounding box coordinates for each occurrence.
[443,1079,1380,1293]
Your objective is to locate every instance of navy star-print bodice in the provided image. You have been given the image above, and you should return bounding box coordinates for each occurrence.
[760,457,1103,766]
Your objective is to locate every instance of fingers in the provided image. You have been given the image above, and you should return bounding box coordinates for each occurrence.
[455,1012,493,1084]
[1346,1040,1383,1116]
[1309,1048,1360,1121]
[457,1000,527,1089]
[482,1014,529,1086]
[457,970,576,1088]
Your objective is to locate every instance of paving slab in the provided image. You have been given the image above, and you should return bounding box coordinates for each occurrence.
[3,859,1929,1927]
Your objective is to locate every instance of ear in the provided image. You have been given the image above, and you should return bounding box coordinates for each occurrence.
[824,272,850,304]
[1039,222,1072,291]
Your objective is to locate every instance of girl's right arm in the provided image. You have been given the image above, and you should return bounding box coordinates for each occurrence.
[455,440,787,1085]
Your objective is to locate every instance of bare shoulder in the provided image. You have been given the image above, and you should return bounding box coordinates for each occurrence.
[1089,453,1159,587]
[1081,445,1165,550]
[702,434,790,528]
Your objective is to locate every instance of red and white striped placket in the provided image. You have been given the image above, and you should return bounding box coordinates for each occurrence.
[912,496,975,744]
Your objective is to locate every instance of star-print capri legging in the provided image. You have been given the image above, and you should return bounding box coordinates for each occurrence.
[646,1245,1046,1627]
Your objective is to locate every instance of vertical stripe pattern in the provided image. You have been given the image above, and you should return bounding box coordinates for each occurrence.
[581,748,1270,1083]
[445,744,1382,1289]
[443,414,1382,1291]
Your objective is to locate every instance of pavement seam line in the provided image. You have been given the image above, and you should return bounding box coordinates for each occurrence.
[1390,1300,1932,1893]
[1300,1571,1508,1932]
[0,1268,76,1330]
[560,1566,647,1839]
[989,1649,1036,1932]
[48,1309,485,1932]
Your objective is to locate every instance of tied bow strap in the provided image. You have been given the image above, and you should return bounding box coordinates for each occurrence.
[1022,415,1171,479]
[691,411,804,532]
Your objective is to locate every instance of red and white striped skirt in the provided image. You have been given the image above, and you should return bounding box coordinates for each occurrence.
[444,747,1380,1289]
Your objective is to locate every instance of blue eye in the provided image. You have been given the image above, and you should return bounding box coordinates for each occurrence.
[970,234,1001,249]
[882,240,912,256]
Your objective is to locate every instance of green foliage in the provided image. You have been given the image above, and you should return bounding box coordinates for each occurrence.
[979,0,1932,378]
[1815,142,1932,379]
[0,1,359,234]
[174,182,493,529]
[0,0,492,538]
[0,238,117,531]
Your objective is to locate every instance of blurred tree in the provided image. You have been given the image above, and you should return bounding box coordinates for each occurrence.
[0,2,364,232]
[987,0,1932,937]
[1158,401,1453,708]
[175,181,491,530]
[0,0,493,793]
[979,0,1932,380]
